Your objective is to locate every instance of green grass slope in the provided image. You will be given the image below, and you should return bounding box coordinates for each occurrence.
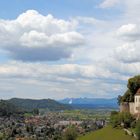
[78,126,136,140]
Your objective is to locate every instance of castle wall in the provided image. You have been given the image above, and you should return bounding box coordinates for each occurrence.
[120,102,129,113]
[129,102,135,115]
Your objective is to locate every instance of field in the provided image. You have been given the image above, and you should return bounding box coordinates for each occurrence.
[60,109,115,120]
[78,126,136,140]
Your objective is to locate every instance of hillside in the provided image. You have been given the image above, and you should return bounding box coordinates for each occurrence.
[0,100,25,117]
[78,126,135,140]
[8,98,72,111]
[59,98,118,109]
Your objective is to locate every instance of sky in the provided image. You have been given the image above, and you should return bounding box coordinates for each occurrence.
[0,0,140,99]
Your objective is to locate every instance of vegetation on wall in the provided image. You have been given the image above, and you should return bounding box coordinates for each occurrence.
[118,75,140,104]
[110,111,135,128]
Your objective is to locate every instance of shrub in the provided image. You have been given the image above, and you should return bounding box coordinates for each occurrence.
[131,120,136,128]
[110,112,134,128]
[63,126,78,140]
[135,120,140,140]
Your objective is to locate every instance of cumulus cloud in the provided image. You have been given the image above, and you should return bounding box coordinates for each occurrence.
[2,0,140,99]
[0,10,84,61]
[114,23,140,63]
[117,24,140,41]
[114,43,140,63]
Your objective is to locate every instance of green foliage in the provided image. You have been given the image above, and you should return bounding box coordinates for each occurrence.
[117,95,122,105]
[118,90,134,104]
[131,120,136,128]
[110,111,120,128]
[118,75,140,104]
[33,108,39,115]
[110,112,134,128]
[111,111,118,116]
[119,112,134,128]
[0,100,24,117]
[63,126,78,140]
[135,121,140,140]
[0,133,4,140]
[128,75,140,94]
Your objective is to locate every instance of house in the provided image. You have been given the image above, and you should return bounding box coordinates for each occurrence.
[120,88,140,117]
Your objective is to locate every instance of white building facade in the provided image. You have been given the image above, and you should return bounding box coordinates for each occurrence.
[134,89,140,114]
[120,88,140,116]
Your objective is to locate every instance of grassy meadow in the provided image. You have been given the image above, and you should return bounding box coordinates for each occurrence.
[78,126,136,140]
[60,109,114,120]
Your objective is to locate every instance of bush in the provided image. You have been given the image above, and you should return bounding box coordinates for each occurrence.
[120,112,134,128]
[131,120,136,128]
[110,112,134,128]
[110,112,120,128]
[135,120,140,140]
[63,126,78,140]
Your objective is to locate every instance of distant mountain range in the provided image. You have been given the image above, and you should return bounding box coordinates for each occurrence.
[0,97,118,117]
[59,98,118,109]
[8,98,72,111]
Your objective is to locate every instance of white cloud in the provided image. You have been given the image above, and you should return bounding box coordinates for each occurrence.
[75,16,107,27]
[2,0,140,99]
[117,24,140,41]
[99,0,120,8]
[114,22,140,63]
[0,10,84,61]
[20,31,83,48]
[0,61,128,99]
[114,43,140,63]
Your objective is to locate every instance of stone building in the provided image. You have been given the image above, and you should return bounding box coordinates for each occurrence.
[120,88,140,116]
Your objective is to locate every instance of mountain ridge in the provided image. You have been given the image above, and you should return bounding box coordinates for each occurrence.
[59,97,118,109]
[8,98,72,111]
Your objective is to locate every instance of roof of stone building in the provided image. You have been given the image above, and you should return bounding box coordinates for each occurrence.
[136,88,140,96]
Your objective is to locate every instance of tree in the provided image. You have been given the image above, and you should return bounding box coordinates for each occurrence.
[111,111,118,116]
[118,75,140,104]
[135,121,140,140]
[63,126,78,140]
[33,108,39,115]
[117,95,122,105]
[110,111,120,128]
[127,75,140,95]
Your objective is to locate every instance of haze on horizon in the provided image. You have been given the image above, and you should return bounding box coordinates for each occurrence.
[0,0,139,100]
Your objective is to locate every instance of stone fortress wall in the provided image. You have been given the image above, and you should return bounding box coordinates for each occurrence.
[120,102,129,113]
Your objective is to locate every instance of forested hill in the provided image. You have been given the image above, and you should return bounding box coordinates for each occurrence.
[0,100,24,117]
[8,98,72,111]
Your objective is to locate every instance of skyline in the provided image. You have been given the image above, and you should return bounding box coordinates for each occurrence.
[0,0,140,99]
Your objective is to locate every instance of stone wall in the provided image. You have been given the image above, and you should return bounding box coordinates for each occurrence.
[120,102,130,113]
[129,102,135,115]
